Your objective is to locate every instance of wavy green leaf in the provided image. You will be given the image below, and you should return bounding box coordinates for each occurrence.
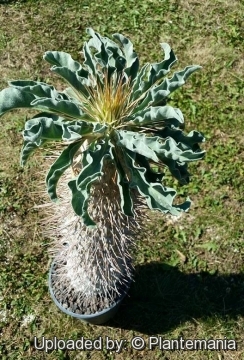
[128,105,184,128]
[87,28,123,70]
[51,67,90,97]
[20,140,46,166]
[135,153,164,183]
[0,87,36,116]
[30,97,86,119]
[124,149,191,215]
[76,140,110,189]
[8,80,60,99]
[23,117,64,143]
[112,146,134,217]
[68,140,111,226]
[116,130,205,166]
[43,51,83,72]
[61,122,93,141]
[68,178,95,227]
[116,130,159,162]
[154,128,205,151]
[134,65,201,111]
[162,158,190,185]
[46,140,84,201]
[23,116,105,143]
[112,33,139,81]
[149,43,177,83]
[131,43,177,101]
[83,41,98,77]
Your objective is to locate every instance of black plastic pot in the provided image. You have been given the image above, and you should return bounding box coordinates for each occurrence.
[48,261,130,325]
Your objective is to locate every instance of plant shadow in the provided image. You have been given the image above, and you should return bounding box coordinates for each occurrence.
[106,263,244,334]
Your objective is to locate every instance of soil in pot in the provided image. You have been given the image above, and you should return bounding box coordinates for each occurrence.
[50,262,131,316]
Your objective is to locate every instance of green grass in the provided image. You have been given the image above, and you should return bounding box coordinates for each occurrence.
[0,0,244,359]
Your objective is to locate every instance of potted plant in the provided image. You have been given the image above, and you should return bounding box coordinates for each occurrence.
[0,28,205,324]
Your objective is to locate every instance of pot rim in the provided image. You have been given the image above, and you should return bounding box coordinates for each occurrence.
[48,260,131,320]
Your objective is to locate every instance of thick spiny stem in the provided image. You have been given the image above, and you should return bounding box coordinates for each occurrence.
[43,154,145,311]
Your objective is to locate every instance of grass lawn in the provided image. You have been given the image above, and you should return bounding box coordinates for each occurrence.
[0,0,243,359]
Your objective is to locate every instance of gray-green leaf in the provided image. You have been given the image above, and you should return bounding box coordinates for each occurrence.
[0,87,36,116]
[46,140,84,201]
[68,140,111,226]
[124,149,191,215]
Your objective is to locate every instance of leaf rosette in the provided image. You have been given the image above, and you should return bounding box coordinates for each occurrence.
[0,28,205,227]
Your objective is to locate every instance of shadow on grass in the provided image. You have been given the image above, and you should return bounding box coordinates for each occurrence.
[0,0,27,4]
[106,263,244,334]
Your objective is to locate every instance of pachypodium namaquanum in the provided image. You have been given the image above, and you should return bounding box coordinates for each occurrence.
[0,28,205,314]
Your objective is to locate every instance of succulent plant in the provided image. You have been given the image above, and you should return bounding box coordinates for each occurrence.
[0,28,205,315]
